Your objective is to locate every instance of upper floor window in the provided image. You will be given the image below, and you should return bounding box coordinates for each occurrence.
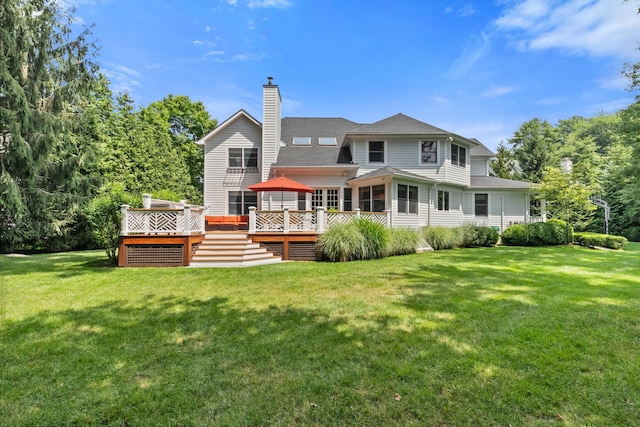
[451,143,466,167]
[420,141,438,164]
[293,137,311,145]
[398,184,418,214]
[228,148,258,172]
[368,141,385,163]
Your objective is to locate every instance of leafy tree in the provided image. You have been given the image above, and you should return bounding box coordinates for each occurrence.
[0,0,99,251]
[538,166,597,236]
[489,141,517,178]
[98,93,197,201]
[142,95,217,200]
[509,118,558,183]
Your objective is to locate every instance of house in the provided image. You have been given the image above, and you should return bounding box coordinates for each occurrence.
[196,78,543,232]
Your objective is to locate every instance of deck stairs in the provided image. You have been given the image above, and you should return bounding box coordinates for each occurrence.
[189,232,282,268]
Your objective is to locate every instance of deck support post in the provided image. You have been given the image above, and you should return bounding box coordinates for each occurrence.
[355,208,361,219]
[142,193,152,209]
[120,205,130,236]
[249,207,257,233]
[316,207,325,233]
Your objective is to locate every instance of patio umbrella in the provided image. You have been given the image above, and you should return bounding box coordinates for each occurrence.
[248,175,314,209]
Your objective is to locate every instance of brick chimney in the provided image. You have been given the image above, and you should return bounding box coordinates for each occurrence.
[262,77,281,182]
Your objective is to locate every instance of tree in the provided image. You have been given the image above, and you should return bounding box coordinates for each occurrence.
[141,95,217,202]
[0,0,99,251]
[538,166,597,235]
[97,93,197,201]
[509,118,558,183]
[489,141,517,178]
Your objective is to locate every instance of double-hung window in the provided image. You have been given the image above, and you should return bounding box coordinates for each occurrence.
[451,143,466,167]
[438,190,450,211]
[228,148,258,172]
[359,185,385,212]
[475,193,488,217]
[398,184,418,214]
[368,141,385,163]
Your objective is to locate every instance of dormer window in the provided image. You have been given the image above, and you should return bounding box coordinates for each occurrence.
[293,137,311,145]
[319,137,337,146]
[420,141,438,164]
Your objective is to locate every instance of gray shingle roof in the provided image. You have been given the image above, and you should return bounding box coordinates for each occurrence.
[469,139,495,157]
[347,166,437,184]
[348,113,449,135]
[275,117,362,167]
[469,176,535,189]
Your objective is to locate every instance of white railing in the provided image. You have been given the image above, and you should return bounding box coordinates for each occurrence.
[249,207,390,234]
[120,205,207,236]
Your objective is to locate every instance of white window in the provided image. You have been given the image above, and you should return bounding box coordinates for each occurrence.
[451,143,466,167]
[438,190,450,211]
[228,148,258,172]
[228,191,257,215]
[475,193,488,216]
[312,188,340,210]
[398,184,418,214]
[368,141,385,163]
[359,185,385,212]
[420,141,438,164]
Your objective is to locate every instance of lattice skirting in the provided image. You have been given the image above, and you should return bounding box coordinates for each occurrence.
[126,245,184,266]
[288,242,316,260]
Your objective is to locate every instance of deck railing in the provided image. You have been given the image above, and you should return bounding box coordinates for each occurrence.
[249,207,391,233]
[120,205,207,236]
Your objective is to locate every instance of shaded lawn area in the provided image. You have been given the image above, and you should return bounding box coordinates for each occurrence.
[1,244,639,426]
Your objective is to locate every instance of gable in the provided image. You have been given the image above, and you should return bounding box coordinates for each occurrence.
[196,109,261,146]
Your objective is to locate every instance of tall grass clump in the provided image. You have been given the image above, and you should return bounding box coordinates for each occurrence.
[422,226,463,250]
[316,221,365,262]
[386,227,419,256]
[354,218,389,260]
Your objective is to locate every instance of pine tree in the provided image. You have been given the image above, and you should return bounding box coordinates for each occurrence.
[0,0,99,250]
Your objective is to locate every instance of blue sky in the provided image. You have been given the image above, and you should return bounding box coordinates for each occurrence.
[71,0,640,151]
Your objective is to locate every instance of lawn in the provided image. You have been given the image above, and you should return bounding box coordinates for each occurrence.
[1,244,639,426]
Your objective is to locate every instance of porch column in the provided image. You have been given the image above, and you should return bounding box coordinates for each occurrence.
[249,207,257,233]
[183,205,192,235]
[120,205,130,236]
[355,208,361,219]
[283,208,290,234]
[540,199,547,222]
[386,209,392,228]
[316,207,325,233]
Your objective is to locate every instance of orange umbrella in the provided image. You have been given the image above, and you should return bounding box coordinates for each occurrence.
[248,176,314,209]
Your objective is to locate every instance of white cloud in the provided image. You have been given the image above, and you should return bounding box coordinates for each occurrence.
[597,74,630,91]
[247,0,292,9]
[495,0,640,60]
[483,85,518,97]
[281,97,302,114]
[103,63,141,94]
[448,31,492,78]
[533,97,566,106]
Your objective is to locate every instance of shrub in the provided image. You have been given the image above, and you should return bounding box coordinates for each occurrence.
[502,220,573,246]
[422,226,463,250]
[354,218,389,260]
[85,184,140,266]
[460,224,499,247]
[386,228,419,256]
[574,232,628,250]
[501,224,528,246]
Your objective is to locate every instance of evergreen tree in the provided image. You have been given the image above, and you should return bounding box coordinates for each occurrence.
[0,0,99,251]
[509,118,557,183]
[489,142,517,179]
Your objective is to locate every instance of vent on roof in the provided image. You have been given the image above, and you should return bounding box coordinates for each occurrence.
[319,137,337,146]
[293,137,311,145]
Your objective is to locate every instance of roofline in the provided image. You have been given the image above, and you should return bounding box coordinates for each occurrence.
[195,109,261,146]
[345,133,479,147]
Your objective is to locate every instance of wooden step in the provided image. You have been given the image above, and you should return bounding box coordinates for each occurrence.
[189,232,281,268]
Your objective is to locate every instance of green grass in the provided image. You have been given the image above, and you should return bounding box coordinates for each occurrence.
[1,245,639,426]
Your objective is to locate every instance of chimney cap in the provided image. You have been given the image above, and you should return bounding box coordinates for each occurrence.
[267,76,274,85]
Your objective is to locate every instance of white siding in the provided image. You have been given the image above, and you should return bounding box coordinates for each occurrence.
[203,116,262,214]
[471,159,488,176]
[429,185,466,228]
[462,190,530,232]
[262,84,281,182]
